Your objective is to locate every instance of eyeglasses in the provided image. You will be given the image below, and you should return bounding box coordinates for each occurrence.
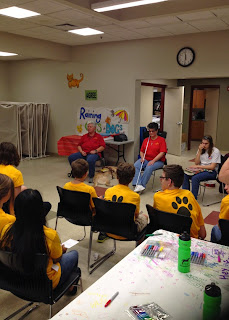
[159,176,168,180]
[148,130,156,133]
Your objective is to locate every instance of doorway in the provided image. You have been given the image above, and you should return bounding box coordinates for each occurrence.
[188,85,220,150]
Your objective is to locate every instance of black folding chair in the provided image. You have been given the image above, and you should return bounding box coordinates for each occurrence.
[219,219,229,246]
[199,155,226,206]
[88,198,147,274]
[56,186,93,241]
[146,204,192,235]
[0,250,82,319]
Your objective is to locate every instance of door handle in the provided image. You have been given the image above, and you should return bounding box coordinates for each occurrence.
[176,122,183,125]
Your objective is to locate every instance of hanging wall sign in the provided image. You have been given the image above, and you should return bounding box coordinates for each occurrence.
[85,90,97,100]
[76,107,129,136]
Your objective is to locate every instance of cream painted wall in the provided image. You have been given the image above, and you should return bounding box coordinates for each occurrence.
[5,30,229,160]
[0,61,9,100]
[140,86,153,127]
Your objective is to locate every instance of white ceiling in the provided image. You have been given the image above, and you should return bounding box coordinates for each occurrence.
[0,0,229,48]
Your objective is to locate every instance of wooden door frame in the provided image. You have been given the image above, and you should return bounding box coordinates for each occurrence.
[188,85,220,150]
[141,82,167,130]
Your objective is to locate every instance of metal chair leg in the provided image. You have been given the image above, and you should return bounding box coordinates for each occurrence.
[88,229,116,274]
[77,226,87,241]
[201,183,224,207]
[49,305,52,319]
[4,302,34,320]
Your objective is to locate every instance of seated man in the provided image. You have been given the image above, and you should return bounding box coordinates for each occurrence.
[211,183,229,243]
[68,121,105,183]
[64,159,98,213]
[153,164,206,239]
[97,162,148,243]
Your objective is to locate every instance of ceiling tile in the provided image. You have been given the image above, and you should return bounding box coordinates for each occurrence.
[188,18,229,31]
[0,0,32,9]
[47,9,90,22]
[136,26,172,37]
[120,20,152,29]
[19,0,70,14]
[25,14,61,27]
[146,16,181,26]
[161,22,200,34]
[177,11,215,22]
[211,7,229,17]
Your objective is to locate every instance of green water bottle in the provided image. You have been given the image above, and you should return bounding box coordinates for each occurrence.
[178,231,191,273]
[203,282,221,320]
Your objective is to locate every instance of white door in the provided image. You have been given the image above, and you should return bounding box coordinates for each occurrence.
[164,87,184,156]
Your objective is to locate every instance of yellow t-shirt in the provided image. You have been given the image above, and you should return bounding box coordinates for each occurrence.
[104,184,140,239]
[0,223,62,289]
[0,208,16,234]
[219,194,229,220]
[153,189,204,239]
[43,226,62,289]
[0,164,24,188]
[63,181,97,210]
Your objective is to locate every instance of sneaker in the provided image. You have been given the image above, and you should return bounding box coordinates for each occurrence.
[134,185,145,193]
[88,177,93,183]
[97,232,109,243]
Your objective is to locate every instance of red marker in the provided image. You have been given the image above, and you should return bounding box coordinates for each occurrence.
[104,291,119,307]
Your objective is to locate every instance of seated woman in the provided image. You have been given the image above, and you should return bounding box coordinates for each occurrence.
[0,189,79,293]
[0,142,26,199]
[0,142,51,215]
[133,122,167,193]
[182,135,221,199]
[0,174,15,233]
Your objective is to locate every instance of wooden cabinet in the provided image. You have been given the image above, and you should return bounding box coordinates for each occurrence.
[191,121,204,140]
[192,90,205,109]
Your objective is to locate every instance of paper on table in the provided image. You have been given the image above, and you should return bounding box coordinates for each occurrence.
[62,239,79,248]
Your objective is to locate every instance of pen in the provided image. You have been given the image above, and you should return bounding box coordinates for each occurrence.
[145,233,163,237]
[104,291,119,307]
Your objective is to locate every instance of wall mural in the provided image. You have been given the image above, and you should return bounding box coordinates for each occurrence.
[67,73,84,88]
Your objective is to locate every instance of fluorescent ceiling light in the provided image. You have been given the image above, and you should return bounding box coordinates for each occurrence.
[0,51,17,56]
[0,6,40,19]
[92,0,167,12]
[68,28,104,36]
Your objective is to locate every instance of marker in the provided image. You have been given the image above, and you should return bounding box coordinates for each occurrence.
[201,253,206,265]
[145,233,163,237]
[191,251,195,263]
[142,245,149,255]
[218,253,221,263]
[104,291,119,307]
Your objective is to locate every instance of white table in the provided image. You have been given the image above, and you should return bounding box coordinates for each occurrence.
[51,230,229,320]
[105,140,134,165]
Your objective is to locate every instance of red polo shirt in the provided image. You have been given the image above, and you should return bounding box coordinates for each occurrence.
[78,132,105,155]
[140,136,167,162]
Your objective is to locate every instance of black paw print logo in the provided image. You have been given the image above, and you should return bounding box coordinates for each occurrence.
[171,196,192,217]
[111,195,123,203]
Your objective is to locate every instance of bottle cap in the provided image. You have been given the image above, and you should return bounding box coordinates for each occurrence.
[205,283,221,297]
[179,231,191,241]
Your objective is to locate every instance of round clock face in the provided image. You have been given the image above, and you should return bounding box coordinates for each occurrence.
[177,47,195,67]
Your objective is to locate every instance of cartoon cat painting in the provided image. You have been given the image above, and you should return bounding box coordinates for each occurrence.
[67,73,84,88]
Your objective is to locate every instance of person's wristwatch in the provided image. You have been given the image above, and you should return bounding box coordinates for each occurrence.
[95,149,98,153]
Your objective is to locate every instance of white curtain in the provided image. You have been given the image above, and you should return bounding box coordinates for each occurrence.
[0,102,49,159]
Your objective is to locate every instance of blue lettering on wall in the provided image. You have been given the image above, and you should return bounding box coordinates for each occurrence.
[106,123,121,134]
[79,107,101,123]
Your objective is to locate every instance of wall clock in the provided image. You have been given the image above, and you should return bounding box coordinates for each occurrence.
[177,47,195,67]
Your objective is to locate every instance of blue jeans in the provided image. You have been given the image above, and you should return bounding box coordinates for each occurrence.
[57,250,79,288]
[68,152,99,178]
[211,225,222,243]
[132,159,164,188]
[182,170,217,199]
